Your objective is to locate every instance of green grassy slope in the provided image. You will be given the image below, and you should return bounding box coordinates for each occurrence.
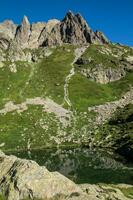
[0,61,31,108]
[22,46,75,105]
[0,44,132,153]
[69,71,133,111]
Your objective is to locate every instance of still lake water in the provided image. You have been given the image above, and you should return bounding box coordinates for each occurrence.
[7,147,133,184]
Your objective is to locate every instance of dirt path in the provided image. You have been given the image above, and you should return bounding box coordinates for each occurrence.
[64,46,88,107]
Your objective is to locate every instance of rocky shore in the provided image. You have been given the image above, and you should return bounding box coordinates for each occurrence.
[0,151,132,200]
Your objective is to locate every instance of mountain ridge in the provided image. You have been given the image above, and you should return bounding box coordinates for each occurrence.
[0,11,109,50]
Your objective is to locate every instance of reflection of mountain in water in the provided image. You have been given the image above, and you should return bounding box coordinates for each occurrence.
[8,148,133,184]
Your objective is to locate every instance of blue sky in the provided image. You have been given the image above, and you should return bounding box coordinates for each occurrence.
[0,0,133,46]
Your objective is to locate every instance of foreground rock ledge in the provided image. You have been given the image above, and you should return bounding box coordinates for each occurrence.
[0,151,88,200]
[0,151,132,200]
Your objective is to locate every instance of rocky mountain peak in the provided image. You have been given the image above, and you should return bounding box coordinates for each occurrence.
[0,11,110,50]
[21,15,30,27]
[64,10,75,20]
[60,11,99,44]
[75,13,89,29]
[15,15,31,48]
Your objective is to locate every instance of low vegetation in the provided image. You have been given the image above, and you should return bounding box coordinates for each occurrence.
[0,44,132,157]
[94,104,133,161]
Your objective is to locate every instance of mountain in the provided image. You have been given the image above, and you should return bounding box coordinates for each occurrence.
[0,11,132,160]
[0,10,133,200]
[0,11,109,51]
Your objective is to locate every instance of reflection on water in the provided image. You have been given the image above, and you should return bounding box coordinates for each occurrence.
[7,147,133,184]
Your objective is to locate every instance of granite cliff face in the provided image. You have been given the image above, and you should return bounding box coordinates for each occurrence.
[0,11,109,51]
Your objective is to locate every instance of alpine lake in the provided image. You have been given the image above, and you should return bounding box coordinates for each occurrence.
[7,147,133,185]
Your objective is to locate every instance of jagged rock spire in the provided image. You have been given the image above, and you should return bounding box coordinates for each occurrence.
[15,15,31,48]
[22,15,30,26]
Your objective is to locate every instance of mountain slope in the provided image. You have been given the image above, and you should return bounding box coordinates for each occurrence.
[0,12,132,162]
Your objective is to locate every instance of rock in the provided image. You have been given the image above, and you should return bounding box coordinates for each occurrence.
[0,20,17,50]
[8,41,32,62]
[88,88,133,124]
[60,11,99,45]
[79,65,126,84]
[38,19,61,47]
[125,55,133,64]
[15,16,31,48]
[0,151,87,200]
[9,63,17,73]
[28,22,46,48]
[39,19,61,46]
[0,151,131,200]
[80,184,132,200]
[0,11,110,51]
[0,38,10,50]
[0,20,17,40]
[76,57,92,65]
[95,30,110,44]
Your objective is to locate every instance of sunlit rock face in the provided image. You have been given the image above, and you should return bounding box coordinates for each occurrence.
[0,151,88,200]
[0,11,109,50]
[60,11,99,45]
[15,16,31,48]
[0,20,17,50]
